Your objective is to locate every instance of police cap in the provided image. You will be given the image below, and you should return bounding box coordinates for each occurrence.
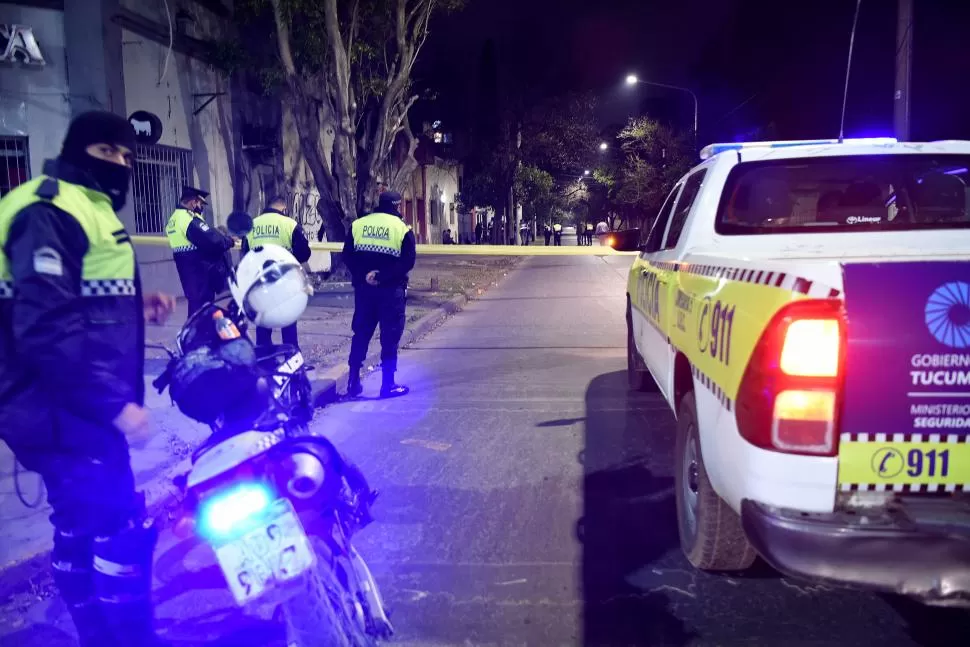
[378,191,402,208]
[180,185,210,204]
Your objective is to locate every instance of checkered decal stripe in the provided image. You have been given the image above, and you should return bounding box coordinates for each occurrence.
[841,433,970,444]
[839,432,968,493]
[0,281,12,299]
[648,261,842,298]
[354,243,401,257]
[691,365,733,412]
[841,483,967,493]
[171,245,197,254]
[81,279,136,297]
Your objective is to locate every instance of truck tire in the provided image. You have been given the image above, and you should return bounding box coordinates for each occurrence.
[675,391,757,571]
[626,302,655,392]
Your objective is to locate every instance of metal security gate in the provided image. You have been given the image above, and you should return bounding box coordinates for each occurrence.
[131,144,193,234]
[0,136,30,198]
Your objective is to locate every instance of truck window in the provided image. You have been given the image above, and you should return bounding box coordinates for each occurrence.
[643,183,682,252]
[664,169,707,249]
[716,155,970,234]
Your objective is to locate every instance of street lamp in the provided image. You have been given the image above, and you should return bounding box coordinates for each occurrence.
[625,73,698,140]
[583,169,590,176]
[598,142,609,151]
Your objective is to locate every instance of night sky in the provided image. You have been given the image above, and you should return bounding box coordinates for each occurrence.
[415,0,970,146]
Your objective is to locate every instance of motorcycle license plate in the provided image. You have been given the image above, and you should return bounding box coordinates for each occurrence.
[212,498,315,606]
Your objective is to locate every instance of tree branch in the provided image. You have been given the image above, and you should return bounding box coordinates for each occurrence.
[270,0,298,79]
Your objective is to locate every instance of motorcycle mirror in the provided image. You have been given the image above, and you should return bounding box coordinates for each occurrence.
[227,211,254,236]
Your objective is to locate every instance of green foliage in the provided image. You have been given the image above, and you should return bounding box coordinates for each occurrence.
[584,116,694,230]
[462,92,598,216]
[520,93,598,175]
[514,164,557,222]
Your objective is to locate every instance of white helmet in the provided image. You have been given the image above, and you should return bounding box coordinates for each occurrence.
[230,244,313,328]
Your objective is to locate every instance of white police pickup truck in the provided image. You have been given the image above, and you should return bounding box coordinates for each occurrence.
[617,137,970,606]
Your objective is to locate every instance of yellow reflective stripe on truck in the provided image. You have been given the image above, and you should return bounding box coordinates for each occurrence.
[630,258,843,415]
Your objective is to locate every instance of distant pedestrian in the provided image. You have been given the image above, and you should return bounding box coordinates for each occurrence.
[585,222,595,245]
[544,224,552,246]
[243,195,312,349]
[553,222,562,246]
[343,191,416,398]
[475,221,483,244]
[595,219,609,244]
[165,185,234,320]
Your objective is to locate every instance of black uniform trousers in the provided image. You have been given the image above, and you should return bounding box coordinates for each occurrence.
[5,408,157,646]
[256,323,299,349]
[348,285,407,373]
[174,253,227,321]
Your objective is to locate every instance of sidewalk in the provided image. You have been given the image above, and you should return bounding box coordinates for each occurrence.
[0,255,519,612]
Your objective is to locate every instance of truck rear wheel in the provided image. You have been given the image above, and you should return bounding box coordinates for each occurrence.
[626,303,655,392]
[675,391,757,571]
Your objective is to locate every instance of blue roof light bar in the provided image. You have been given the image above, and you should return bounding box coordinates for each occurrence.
[699,137,898,161]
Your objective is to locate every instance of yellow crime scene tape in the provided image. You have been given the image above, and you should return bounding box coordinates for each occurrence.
[129,235,637,256]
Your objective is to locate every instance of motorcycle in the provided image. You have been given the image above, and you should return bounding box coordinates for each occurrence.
[150,241,392,646]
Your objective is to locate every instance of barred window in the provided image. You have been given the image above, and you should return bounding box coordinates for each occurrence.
[131,144,194,234]
[0,136,30,198]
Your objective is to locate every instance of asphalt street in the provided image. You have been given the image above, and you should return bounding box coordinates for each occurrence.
[3,255,969,647]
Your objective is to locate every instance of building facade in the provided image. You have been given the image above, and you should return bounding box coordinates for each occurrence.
[0,0,272,295]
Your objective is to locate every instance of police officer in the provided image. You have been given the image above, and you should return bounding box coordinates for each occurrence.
[553,222,563,246]
[343,191,416,398]
[165,185,234,319]
[243,196,312,348]
[0,111,175,646]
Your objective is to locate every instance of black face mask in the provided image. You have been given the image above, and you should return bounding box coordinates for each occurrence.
[87,157,132,211]
[192,203,205,215]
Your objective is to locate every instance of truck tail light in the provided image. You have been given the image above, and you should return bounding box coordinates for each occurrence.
[736,299,846,456]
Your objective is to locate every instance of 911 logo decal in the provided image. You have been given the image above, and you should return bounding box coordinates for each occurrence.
[698,297,736,367]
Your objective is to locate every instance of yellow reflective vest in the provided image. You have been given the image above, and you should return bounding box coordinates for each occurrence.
[351,212,410,257]
[165,208,204,253]
[0,175,136,294]
[247,211,297,252]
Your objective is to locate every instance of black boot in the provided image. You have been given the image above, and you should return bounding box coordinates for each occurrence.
[68,602,119,647]
[99,597,170,647]
[347,365,363,398]
[380,367,409,399]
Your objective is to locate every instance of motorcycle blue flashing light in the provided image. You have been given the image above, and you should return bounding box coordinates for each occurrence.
[198,482,273,541]
[699,137,898,161]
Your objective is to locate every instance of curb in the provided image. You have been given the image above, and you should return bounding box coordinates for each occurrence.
[0,291,470,603]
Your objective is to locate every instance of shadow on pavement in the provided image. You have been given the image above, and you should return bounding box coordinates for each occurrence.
[882,594,970,646]
[580,370,695,647]
[0,625,76,647]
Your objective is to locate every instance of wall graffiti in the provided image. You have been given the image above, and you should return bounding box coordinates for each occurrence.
[288,187,324,241]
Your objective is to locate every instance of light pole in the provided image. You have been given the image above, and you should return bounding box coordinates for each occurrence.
[625,74,699,141]
[598,142,609,152]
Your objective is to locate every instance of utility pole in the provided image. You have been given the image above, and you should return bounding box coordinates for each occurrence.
[894,0,913,140]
